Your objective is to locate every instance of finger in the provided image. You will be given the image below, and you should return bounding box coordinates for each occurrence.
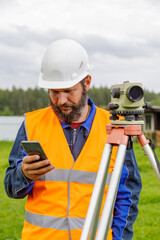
[28,159,52,170]
[27,164,55,178]
[23,155,40,163]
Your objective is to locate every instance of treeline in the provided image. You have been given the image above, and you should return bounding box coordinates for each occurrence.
[0,87,49,116]
[0,86,160,116]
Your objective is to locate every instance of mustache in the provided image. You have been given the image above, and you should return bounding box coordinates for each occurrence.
[54,103,74,108]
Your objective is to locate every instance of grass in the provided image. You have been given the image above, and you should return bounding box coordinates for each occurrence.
[0,142,26,240]
[0,141,160,239]
[132,143,160,240]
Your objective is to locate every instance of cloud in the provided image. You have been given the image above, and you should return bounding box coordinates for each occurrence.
[80,35,152,59]
[1,0,160,92]
[0,0,16,6]
[1,26,158,59]
[1,25,160,91]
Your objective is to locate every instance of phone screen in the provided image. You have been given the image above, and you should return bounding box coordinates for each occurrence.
[21,141,48,160]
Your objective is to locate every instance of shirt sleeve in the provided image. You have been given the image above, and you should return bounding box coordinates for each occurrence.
[112,149,142,240]
[4,121,34,199]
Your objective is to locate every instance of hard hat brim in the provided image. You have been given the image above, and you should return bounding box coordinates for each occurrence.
[38,72,89,89]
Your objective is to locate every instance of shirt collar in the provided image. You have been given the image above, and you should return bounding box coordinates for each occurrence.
[61,98,96,133]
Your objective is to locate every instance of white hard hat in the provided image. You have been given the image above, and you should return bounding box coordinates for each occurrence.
[38,39,92,89]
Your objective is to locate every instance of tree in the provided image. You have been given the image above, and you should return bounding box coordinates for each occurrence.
[0,106,14,116]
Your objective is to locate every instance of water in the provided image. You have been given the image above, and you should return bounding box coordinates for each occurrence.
[0,116,24,141]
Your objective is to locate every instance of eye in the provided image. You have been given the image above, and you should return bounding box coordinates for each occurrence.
[64,90,71,93]
[50,90,58,95]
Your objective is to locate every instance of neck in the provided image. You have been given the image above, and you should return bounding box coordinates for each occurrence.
[72,104,91,123]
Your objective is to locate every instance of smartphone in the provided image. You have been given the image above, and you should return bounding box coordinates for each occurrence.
[21,141,48,160]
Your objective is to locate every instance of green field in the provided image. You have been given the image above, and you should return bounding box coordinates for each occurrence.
[0,141,160,239]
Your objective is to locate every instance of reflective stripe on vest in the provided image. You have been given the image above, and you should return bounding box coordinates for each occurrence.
[25,210,113,231]
[38,169,112,185]
[25,210,85,230]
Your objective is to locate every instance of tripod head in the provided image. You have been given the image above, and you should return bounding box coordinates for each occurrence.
[108,81,151,123]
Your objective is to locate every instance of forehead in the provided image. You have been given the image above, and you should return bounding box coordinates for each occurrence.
[49,82,82,92]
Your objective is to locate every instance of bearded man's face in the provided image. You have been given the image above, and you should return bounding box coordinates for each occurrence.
[49,81,88,123]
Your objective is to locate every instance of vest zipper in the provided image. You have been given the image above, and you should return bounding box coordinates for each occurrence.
[73,129,77,146]
[67,161,75,240]
[67,129,77,239]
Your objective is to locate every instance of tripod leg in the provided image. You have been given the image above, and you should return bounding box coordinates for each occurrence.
[96,144,127,240]
[138,135,160,182]
[80,143,112,240]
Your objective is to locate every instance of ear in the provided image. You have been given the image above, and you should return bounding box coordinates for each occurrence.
[84,75,91,91]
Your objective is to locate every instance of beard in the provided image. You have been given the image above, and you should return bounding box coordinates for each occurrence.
[49,85,88,123]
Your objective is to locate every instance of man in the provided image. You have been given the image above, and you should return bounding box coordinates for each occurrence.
[4,39,142,240]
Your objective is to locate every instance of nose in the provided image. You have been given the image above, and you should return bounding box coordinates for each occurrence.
[57,92,67,105]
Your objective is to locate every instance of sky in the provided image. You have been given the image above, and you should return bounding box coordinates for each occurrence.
[1,0,160,92]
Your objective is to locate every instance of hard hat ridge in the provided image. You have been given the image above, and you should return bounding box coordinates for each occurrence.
[38,39,92,89]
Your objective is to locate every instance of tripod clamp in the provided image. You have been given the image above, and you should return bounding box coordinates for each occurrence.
[147,138,160,172]
[106,124,160,182]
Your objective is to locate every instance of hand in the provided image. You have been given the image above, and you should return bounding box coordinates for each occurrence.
[21,155,54,180]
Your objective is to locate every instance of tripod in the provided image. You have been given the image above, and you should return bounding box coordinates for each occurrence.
[80,121,160,240]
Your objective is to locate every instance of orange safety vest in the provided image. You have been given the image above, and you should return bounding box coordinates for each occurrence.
[22,106,117,240]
